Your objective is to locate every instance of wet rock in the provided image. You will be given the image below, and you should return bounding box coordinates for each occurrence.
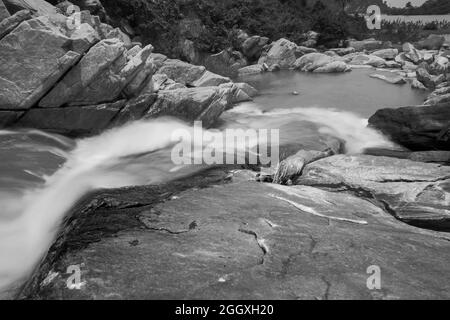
[0,15,99,110]
[258,38,298,69]
[296,155,450,230]
[273,149,333,185]
[146,86,232,128]
[156,59,206,86]
[112,94,157,127]
[21,179,450,300]
[15,100,125,136]
[368,103,450,151]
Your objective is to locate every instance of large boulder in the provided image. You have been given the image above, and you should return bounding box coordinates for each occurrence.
[156,59,206,86]
[21,179,450,300]
[38,38,128,108]
[368,103,450,151]
[314,61,351,73]
[258,38,298,69]
[417,35,445,50]
[0,15,99,110]
[242,35,269,60]
[14,100,125,136]
[191,71,231,87]
[293,53,332,72]
[145,86,232,128]
[296,155,450,230]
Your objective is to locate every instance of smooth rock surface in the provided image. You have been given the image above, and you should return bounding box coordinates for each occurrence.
[296,155,450,230]
[20,177,450,300]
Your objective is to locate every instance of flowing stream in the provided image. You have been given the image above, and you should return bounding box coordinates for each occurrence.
[0,68,428,296]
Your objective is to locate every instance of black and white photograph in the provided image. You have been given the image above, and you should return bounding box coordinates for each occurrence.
[0,0,449,306]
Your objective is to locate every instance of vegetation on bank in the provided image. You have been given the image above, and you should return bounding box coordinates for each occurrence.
[98,0,368,56]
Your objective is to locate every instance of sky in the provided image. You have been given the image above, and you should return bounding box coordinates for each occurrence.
[385,0,428,8]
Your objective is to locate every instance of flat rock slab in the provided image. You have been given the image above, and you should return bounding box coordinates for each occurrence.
[296,155,450,230]
[20,176,450,300]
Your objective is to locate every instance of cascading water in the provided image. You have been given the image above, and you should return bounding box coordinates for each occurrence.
[0,102,396,296]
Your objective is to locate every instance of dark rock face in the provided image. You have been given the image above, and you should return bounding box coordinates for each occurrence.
[296,155,450,231]
[0,0,10,21]
[368,103,450,151]
[19,173,450,300]
[14,101,126,136]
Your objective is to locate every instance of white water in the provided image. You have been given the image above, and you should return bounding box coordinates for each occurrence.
[0,102,396,296]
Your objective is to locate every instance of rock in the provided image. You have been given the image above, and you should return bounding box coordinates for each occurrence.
[384,61,402,69]
[372,48,398,60]
[14,100,125,136]
[297,155,450,229]
[235,82,258,98]
[238,64,267,76]
[364,148,450,164]
[369,74,406,85]
[150,73,185,92]
[3,0,57,16]
[417,67,440,89]
[424,93,450,106]
[242,35,269,60]
[402,43,423,64]
[417,35,445,50]
[314,61,351,73]
[411,79,428,90]
[156,59,206,86]
[350,54,387,68]
[112,93,157,127]
[0,15,99,110]
[39,39,128,108]
[0,110,23,126]
[146,86,232,128]
[123,46,158,98]
[429,55,449,75]
[293,53,332,72]
[0,9,31,40]
[348,39,384,51]
[191,70,231,87]
[21,178,450,300]
[295,45,318,57]
[0,0,10,21]
[330,47,355,56]
[258,38,298,69]
[105,27,132,48]
[368,103,450,151]
[273,149,333,185]
[203,49,248,78]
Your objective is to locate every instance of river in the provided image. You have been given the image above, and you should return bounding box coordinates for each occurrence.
[0,68,429,297]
